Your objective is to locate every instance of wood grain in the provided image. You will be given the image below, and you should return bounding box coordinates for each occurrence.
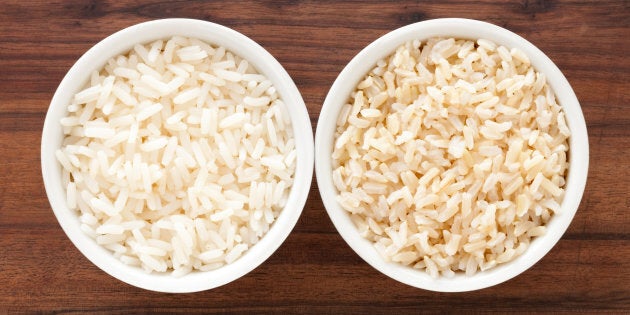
[1,0,628,313]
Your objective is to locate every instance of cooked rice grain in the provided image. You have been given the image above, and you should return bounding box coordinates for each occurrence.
[57,37,296,275]
[332,38,570,277]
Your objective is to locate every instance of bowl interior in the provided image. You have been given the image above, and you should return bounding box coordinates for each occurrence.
[315,18,588,292]
[41,18,313,293]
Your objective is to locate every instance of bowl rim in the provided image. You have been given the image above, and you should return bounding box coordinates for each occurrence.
[314,18,589,292]
[41,18,314,293]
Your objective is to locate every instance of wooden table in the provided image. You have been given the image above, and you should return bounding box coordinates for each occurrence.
[1,1,628,313]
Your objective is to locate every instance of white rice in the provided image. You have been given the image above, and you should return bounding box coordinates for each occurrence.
[332,38,570,277]
[57,36,296,275]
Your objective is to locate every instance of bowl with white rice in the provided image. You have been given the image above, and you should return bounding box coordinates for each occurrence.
[41,19,313,292]
[315,18,588,292]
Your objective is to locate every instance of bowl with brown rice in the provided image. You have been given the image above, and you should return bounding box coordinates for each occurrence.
[315,18,588,291]
[41,19,313,292]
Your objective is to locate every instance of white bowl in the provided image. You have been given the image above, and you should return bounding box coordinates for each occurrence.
[41,18,314,293]
[315,18,588,292]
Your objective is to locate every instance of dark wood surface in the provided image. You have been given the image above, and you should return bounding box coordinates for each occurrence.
[1,0,628,313]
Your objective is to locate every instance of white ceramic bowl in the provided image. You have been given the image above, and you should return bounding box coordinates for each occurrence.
[315,18,588,292]
[41,19,314,293]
